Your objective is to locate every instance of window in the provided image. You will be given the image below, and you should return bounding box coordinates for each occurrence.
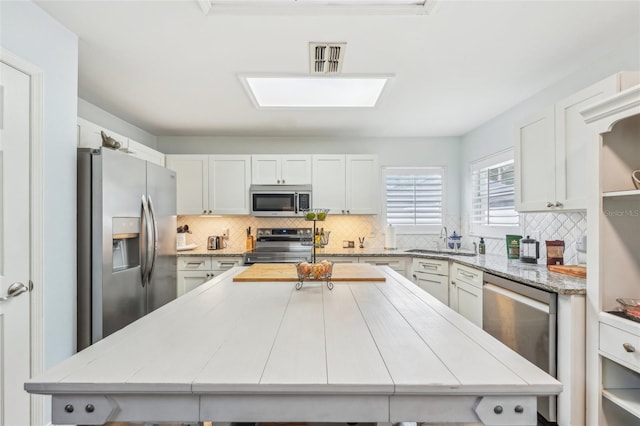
[470,150,519,236]
[383,167,444,233]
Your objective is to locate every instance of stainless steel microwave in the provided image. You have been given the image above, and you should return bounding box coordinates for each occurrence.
[250,185,312,217]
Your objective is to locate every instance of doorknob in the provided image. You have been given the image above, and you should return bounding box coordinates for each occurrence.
[0,282,30,302]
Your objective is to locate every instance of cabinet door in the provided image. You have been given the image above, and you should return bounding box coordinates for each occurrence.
[177,270,214,296]
[126,138,165,166]
[281,155,312,185]
[251,155,281,184]
[515,106,556,212]
[555,78,619,210]
[166,155,209,215]
[346,155,380,214]
[414,271,448,305]
[312,155,346,214]
[209,155,251,214]
[450,280,483,327]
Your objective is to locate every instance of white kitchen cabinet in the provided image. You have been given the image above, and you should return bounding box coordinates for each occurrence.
[449,263,483,327]
[411,258,449,305]
[77,118,165,166]
[125,138,165,166]
[177,256,242,296]
[320,256,359,264]
[209,155,251,215]
[312,154,379,214]
[166,155,209,215]
[582,84,640,425]
[516,72,640,212]
[251,155,311,185]
[359,256,408,278]
[166,155,250,215]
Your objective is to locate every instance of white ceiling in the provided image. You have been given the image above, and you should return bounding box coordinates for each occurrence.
[35,0,640,138]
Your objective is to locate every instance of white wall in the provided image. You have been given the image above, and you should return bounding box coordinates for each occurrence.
[157,135,463,214]
[78,98,158,148]
[1,0,78,372]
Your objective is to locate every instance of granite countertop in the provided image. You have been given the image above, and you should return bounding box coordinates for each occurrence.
[177,246,586,295]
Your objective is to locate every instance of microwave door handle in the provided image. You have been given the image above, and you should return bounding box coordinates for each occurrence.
[294,193,299,214]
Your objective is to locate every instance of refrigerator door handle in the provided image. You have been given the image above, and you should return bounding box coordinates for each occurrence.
[147,195,159,282]
[140,195,153,286]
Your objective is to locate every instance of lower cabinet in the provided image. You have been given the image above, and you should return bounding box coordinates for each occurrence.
[177,256,242,296]
[449,263,483,327]
[412,258,449,305]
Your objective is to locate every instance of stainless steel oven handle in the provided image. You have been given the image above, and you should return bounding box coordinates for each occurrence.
[483,283,550,314]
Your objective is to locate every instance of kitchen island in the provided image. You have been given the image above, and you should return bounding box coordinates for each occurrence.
[26,265,561,425]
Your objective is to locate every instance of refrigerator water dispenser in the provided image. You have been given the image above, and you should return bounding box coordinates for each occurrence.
[112,217,140,272]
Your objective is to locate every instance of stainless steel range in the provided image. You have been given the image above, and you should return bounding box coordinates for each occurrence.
[243,227,313,265]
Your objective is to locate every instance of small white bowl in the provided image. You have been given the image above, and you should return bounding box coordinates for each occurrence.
[633,169,640,190]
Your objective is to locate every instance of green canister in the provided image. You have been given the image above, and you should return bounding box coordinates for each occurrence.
[506,234,522,259]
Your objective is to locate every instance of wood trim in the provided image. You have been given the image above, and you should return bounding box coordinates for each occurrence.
[1,48,46,426]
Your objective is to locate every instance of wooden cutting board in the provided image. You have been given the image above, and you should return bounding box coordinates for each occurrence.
[547,264,587,279]
[233,263,386,282]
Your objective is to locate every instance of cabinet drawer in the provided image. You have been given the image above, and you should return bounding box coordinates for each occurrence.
[452,263,483,288]
[178,257,212,271]
[600,322,640,373]
[211,258,243,271]
[412,258,449,276]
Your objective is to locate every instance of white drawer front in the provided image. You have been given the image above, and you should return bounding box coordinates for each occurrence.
[600,323,640,372]
[360,257,406,269]
[453,263,483,288]
[178,257,212,271]
[212,258,243,271]
[412,258,449,276]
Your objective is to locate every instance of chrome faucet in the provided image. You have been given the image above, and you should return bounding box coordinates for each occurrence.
[439,226,448,250]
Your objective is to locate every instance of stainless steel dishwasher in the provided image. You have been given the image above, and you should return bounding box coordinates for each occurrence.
[482,273,558,424]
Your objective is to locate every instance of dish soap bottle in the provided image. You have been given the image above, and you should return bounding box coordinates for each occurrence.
[479,237,486,255]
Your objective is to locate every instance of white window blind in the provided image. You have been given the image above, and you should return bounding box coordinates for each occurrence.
[471,150,519,228]
[384,167,444,229]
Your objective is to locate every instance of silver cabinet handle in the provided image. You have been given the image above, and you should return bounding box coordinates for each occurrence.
[451,280,456,286]
[0,282,30,302]
[623,343,636,353]
[421,263,439,270]
[546,202,554,208]
[186,261,204,266]
[460,270,476,279]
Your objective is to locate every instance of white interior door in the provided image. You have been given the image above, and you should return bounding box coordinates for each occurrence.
[0,62,32,425]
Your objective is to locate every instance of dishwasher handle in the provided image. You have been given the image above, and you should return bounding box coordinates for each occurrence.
[483,283,551,314]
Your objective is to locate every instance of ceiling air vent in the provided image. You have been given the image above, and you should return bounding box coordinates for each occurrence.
[310,42,346,74]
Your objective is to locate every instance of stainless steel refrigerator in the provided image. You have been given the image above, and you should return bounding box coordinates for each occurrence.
[77,147,177,350]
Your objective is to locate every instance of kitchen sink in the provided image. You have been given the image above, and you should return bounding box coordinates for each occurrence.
[405,248,477,257]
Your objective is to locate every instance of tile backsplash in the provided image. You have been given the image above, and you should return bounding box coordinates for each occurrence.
[177,214,462,252]
[463,211,587,264]
[178,211,586,265]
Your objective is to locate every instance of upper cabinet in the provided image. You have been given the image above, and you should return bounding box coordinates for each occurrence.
[166,155,251,215]
[77,117,165,166]
[165,155,209,214]
[515,72,640,212]
[313,154,379,214]
[251,155,311,185]
[209,155,251,215]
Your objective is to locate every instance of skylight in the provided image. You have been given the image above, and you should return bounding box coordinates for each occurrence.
[241,76,390,108]
[197,0,438,15]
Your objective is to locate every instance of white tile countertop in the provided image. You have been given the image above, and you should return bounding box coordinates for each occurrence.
[178,247,586,295]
